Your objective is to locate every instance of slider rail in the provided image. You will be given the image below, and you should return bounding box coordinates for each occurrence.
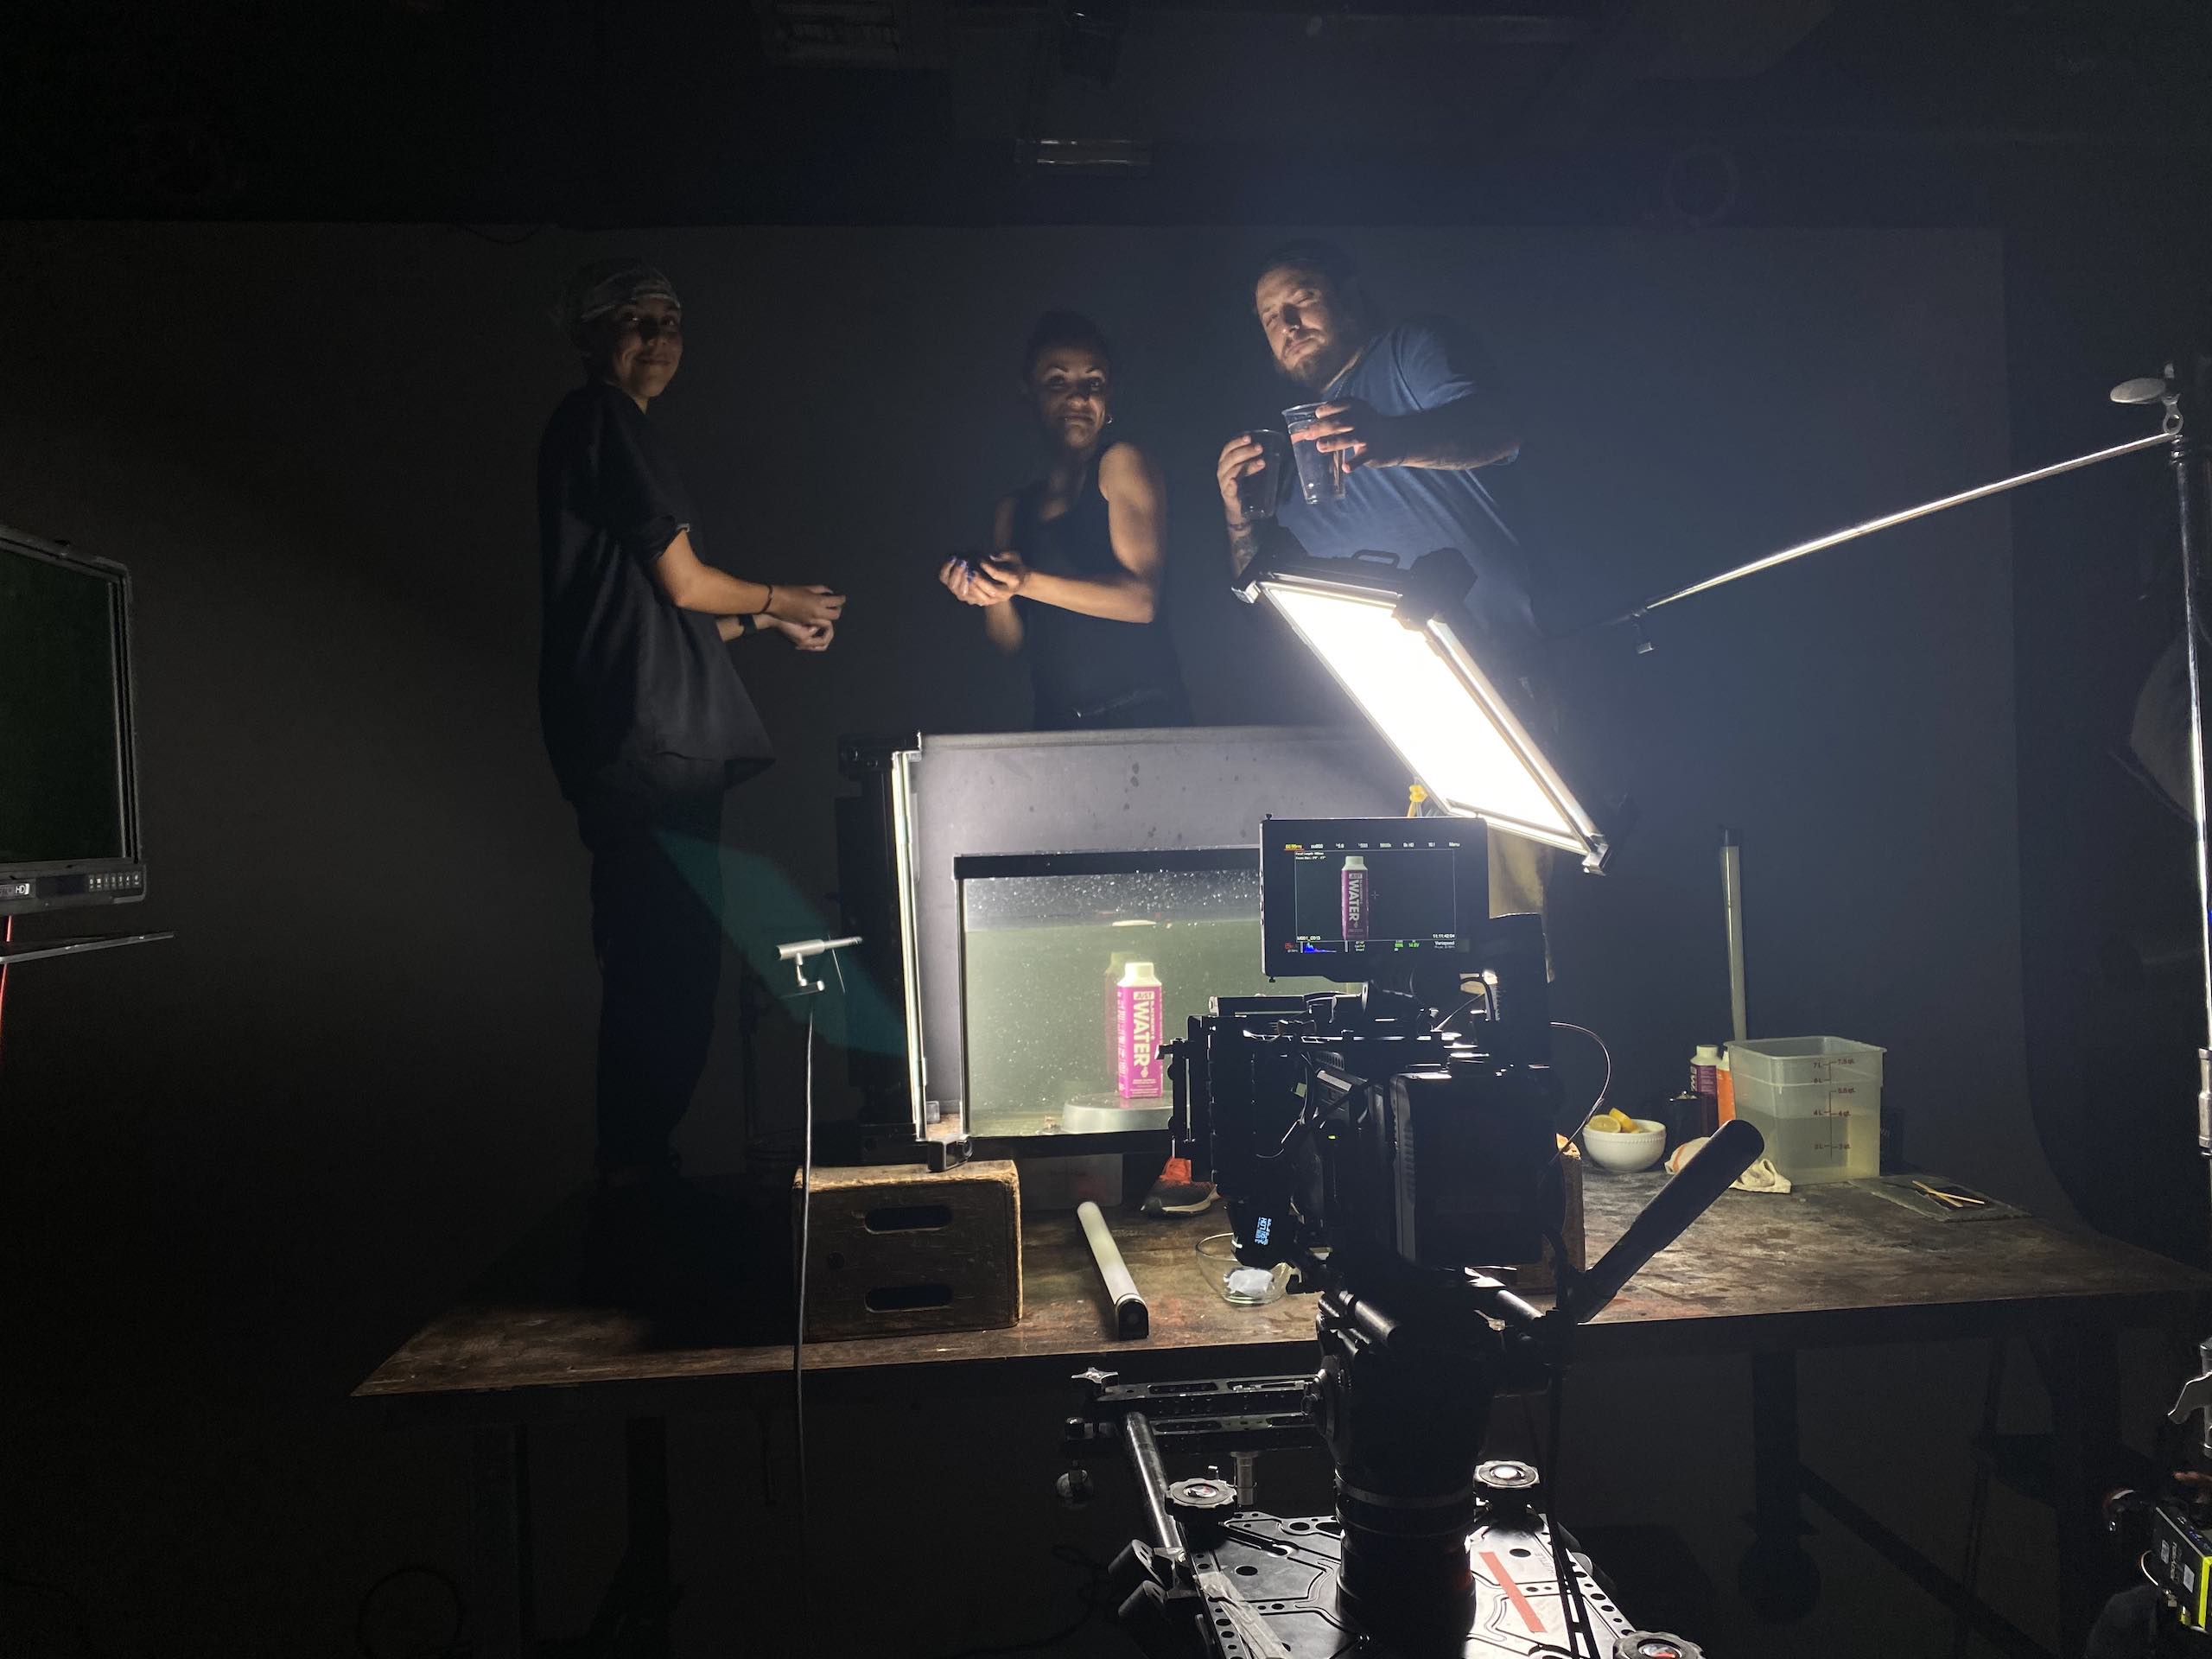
[1067,1373,1316,1461]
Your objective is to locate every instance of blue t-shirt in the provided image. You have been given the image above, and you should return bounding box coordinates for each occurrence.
[1275,315,1534,653]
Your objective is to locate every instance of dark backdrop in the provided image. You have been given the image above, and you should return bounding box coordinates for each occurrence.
[0,221,2047,1651]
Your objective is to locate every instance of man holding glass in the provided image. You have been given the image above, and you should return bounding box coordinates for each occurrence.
[1216,240,1529,639]
[1213,240,1549,918]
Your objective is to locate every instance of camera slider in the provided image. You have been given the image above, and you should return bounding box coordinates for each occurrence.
[1064,1369,1700,1659]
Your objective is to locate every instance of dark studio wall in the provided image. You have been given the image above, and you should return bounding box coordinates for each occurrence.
[0,220,2043,1649]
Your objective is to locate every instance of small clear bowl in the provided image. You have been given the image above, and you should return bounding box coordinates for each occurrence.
[1197,1231,1293,1306]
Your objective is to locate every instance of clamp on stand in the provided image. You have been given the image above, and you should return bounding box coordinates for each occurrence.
[775,935,861,995]
[774,933,969,1171]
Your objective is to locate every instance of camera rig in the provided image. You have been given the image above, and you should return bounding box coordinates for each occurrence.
[1059,821,1764,1657]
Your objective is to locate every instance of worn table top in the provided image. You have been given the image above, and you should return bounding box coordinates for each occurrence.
[355,1170,2209,1424]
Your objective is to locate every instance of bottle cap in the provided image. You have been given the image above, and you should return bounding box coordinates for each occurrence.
[1692,1044,1722,1065]
[1343,855,1366,869]
[1123,961,1155,980]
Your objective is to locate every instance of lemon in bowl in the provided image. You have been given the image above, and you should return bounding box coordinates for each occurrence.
[1581,1113,1667,1173]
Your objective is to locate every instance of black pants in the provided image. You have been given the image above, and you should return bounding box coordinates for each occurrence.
[575,782,726,1171]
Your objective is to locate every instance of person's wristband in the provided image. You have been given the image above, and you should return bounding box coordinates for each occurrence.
[756,583,776,620]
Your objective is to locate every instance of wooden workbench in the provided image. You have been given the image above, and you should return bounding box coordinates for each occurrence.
[357,1172,2209,1657]
[359,1172,2206,1410]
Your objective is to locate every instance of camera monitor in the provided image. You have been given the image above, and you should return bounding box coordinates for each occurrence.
[0,525,146,916]
[1259,817,1488,982]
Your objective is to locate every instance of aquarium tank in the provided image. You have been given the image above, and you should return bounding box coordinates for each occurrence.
[956,849,1332,1141]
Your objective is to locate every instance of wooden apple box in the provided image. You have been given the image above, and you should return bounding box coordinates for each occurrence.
[795,1160,1022,1342]
[1517,1139,1586,1296]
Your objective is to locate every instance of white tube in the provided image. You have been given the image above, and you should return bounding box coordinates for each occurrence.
[1077,1200,1147,1339]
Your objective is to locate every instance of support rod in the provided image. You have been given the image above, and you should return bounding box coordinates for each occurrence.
[2167,370,2212,1168]
[0,931,173,965]
[1720,828,1748,1044]
[1123,1413,1185,1555]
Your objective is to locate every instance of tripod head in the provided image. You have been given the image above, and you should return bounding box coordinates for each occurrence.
[1308,1122,1765,1645]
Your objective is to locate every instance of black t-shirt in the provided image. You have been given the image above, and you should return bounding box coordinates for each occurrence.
[1009,442,1186,726]
[537,382,773,798]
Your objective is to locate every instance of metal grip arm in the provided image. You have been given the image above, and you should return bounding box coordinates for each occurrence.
[1600,429,2169,629]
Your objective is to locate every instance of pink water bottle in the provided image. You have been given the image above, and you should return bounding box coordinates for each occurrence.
[1116,962,1165,1099]
[1340,855,1370,944]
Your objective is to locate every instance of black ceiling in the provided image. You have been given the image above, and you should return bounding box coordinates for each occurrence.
[7,0,2211,226]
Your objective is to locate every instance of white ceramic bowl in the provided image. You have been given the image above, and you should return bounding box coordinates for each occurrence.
[1581,1118,1667,1173]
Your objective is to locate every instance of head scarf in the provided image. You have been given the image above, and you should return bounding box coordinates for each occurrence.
[555,258,680,350]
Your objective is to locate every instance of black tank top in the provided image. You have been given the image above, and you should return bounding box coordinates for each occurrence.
[1009,442,1188,728]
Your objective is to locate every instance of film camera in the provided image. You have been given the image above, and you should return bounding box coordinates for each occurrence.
[1063,819,1763,1657]
[1202,818,1567,1284]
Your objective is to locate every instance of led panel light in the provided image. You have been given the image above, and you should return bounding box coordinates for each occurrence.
[1249,559,1610,871]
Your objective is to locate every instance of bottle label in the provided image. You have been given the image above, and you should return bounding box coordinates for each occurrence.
[1117,983,1165,1098]
[1341,866,1370,943]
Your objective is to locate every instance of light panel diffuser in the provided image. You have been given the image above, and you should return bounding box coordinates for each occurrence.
[1260,579,1607,869]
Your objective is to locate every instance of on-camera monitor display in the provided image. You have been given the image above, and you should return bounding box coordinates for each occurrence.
[0,548,124,865]
[1262,820,1483,971]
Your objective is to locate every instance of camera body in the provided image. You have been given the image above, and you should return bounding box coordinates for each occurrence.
[1173,818,1566,1281]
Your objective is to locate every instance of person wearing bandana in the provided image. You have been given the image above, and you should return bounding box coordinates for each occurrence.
[538,258,845,1193]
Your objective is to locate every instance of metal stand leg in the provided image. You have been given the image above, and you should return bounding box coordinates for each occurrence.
[2161,365,2212,1184]
[1952,1339,2010,1659]
[628,1416,673,1637]
[582,1415,678,1658]
[469,1423,534,1659]
[1121,1147,1160,1211]
[2046,1330,2121,1659]
[1738,1349,1821,1622]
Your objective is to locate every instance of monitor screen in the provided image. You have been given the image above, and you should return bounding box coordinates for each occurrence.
[0,535,130,869]
[1259,818,1489,981]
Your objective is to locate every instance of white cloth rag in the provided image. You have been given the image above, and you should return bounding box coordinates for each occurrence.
[1665,1138,1793,1193]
